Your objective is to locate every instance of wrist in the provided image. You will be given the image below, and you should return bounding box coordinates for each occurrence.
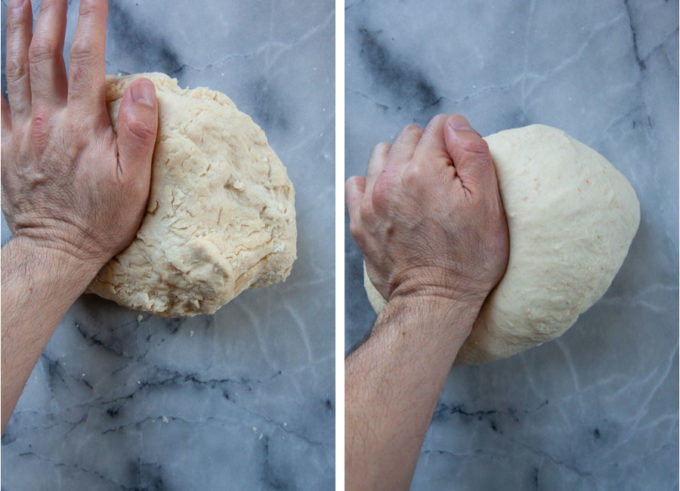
[388,269,488,312]
[377,293,481,352]
[5,235,103,288]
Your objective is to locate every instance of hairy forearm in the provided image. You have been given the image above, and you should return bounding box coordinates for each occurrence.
[346,296,481,491]
[1,237,100,431]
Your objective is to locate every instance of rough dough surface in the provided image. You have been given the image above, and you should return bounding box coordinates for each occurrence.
[364,124,640,365]
[88,73,296,317]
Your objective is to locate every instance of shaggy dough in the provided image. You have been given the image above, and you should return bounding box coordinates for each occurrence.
[87,73,296,317]
[364,124,640,365]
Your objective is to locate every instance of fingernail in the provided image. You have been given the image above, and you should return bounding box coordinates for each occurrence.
[11,0,26,10]
[131,81,155,107]
[448,115,472,131]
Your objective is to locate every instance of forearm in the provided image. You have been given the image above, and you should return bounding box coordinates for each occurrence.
[346,296,481,491]
[1,236,100,431]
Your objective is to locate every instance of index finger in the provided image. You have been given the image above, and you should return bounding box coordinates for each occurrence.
[386,124,423,166]
[67,0,108,114]
[412,113,452,166]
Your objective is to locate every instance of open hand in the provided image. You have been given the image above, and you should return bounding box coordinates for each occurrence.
[2,0,158,272]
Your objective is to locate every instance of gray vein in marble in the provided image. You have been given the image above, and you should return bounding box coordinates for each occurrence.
[15,450,137,491]
[357,27,441,110]
[107,2,183,75]
[624,0,647,70]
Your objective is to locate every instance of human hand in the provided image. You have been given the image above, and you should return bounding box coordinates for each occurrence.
[346,114,509,309]
[1,0,158,274]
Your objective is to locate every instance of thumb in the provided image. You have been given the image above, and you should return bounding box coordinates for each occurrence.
[444,114,495,192]
[116,78,158,179]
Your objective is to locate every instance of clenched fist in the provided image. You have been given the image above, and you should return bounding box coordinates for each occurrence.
[346,114,509,311]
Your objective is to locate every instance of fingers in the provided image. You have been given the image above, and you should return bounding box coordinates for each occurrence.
[115,79,158,183]
[361,125,423,215]
[68,0,108,114]
[5,0,33,117]
[364,141,389,196]
[28,0,68,108]
[386,124,423,170]
[413,114,451,166]
[444,114,496,193]
[367,142,390,182]
[346,176,366,235]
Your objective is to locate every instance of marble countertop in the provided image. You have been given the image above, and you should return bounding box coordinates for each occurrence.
[346,0,678,489]
[1,1,334,490]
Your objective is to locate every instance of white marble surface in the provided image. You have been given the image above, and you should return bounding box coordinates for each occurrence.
[346,0,677,489]
[2,1,334,489]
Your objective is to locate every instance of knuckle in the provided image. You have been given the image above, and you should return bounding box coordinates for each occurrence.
[358,198,374,221]
[430,113,448,127]
[403,124,423,137]
[460,135,490,157]
[5,59,28,84]
[345,179,361,201]
[69,65,89,88]
[69,40,96,64]
[78,0,99,16]
[126,118,155,141]
[39,0,59,11]
[36,0,66,19]
[371,141,390,158]
[424,114,447,134]
[29,39,58,64]
[371,174,393,211]
[30,111,52,153]
[348,219,363,242]
[7,16,27,35]
[402,163,423,185]
[31,111,51,133]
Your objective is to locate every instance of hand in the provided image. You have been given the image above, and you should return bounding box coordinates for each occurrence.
[346,114,509,309]
[1,0,159,273]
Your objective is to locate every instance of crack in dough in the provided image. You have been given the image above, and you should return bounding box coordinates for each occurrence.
[87,73,297,317]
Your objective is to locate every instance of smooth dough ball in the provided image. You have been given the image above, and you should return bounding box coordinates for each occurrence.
[364,124,640,365]
[87,73,296,317]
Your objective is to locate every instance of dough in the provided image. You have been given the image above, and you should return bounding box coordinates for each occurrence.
[364,124,640,365]
[87,73,296,317]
